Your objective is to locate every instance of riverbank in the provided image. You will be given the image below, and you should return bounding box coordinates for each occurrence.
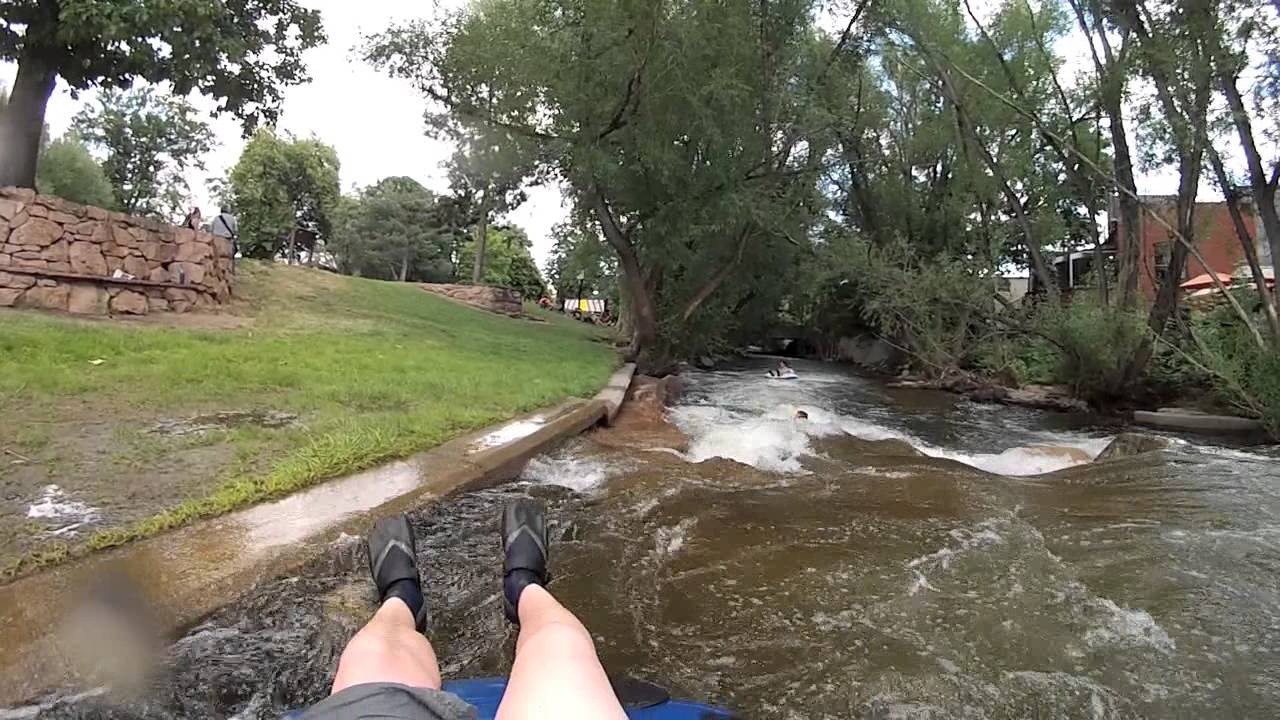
[0,262,618,578]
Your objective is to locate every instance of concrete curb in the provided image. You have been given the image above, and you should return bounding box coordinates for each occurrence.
[0,397,618,705]
[596,363,637,425]
[1134,409,1263,435]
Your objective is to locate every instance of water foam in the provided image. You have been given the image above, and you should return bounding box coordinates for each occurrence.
[27,484,100,534]
[920,438,1112,476]
[677,405,815,473]
[672,398,1107,476]
[1085,597,1176,652]
[522,449,618,492]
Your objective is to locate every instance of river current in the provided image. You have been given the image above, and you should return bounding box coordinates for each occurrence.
[9,358,1280,719]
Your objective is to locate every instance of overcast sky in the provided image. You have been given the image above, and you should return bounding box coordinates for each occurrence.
[5,0,1188,272]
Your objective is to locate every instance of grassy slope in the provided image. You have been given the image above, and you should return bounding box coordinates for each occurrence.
[0,262,616,574]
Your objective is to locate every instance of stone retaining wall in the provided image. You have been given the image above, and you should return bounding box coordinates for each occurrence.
[420,283,523,315]
[0,187,233,315]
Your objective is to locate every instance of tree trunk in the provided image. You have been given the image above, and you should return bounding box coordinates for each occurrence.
[1065,0,1140,305]
[1106,95,1143,307]
[938,69,1056,296]
[286,226,298,265]
[0,55,57,189]
[471,195,489,285]
[592,188,658,356]
[1119,1,1212,383]
[398,246,410,282]
[1219,71,1280,292]
[1208,145,1280,344]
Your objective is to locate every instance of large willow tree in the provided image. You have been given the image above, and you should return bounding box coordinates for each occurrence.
[367,0,835,366]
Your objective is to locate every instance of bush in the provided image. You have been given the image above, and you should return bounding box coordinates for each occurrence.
[970,334,1057,386]
[1192,309,1280,438]
[1034,300,1150,405]
[1141,337,1212,401]
[36,134,117,208]
[803,233,993,377]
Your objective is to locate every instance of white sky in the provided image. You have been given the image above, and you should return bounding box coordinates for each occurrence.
[4,0,1190,272]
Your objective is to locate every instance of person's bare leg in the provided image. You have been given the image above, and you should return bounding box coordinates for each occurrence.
[495,500,626,720]
[330,597,443,693]
[328,513,438,694]
[496,584,626,720]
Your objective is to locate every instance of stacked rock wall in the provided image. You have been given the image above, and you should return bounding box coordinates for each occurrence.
[420,283,523,315]
[0,187,233,315]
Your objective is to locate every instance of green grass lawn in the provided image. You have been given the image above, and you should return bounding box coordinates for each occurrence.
[0,262,617,576]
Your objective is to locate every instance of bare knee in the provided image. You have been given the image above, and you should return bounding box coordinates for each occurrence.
[518,619,597,661]
[333,624,441,692]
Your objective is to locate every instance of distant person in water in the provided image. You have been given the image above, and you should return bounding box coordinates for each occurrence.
[768,360,794,378]
[301,501,627,720]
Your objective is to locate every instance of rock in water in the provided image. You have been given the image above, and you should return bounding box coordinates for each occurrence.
[1095,432,1173,462]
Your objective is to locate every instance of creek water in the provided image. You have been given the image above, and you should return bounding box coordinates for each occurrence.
[9,358,1280,719]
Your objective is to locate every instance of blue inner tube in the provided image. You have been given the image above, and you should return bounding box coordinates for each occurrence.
[445,677,736,719]
[286,677,737,719]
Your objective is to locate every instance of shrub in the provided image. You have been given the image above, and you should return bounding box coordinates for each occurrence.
[36,134,117,209]
[804,233,993,377]
[1192,309,1280,438]
[1034,300,1150,405]
[970,334,1057,386]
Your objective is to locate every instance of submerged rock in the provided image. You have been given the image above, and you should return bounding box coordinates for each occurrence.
[1095,433,1173,462]
[816,434,926,458]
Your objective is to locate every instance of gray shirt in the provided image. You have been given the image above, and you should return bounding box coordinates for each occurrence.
[209,213,238,239]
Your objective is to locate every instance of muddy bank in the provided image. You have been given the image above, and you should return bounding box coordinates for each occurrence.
[0,409,270,573]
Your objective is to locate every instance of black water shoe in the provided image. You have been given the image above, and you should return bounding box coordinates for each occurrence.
[501,499,551,624]
[368,514,429,632]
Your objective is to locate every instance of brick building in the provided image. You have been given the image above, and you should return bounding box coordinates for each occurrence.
[1111,195,1263,299]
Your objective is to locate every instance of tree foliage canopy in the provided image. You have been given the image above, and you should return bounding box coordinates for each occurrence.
[228,129,340,260]
[35,133,116,209]
[457,225,547,301]
[366,0,1280,403]
[0,0,324,128]
[72,87,214,219]
[0,0,326,189]
[331,176,459,283]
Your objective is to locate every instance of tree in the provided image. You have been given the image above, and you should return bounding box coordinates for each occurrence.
[368,0,830,366]
[456,225,547,301]
[228,130,340,261]
[0,0,324,188]
[330,177,457,282]
[446,127,535,284]
[72,87,214,219]
[34,133,116,208]
[546,221,619,309]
